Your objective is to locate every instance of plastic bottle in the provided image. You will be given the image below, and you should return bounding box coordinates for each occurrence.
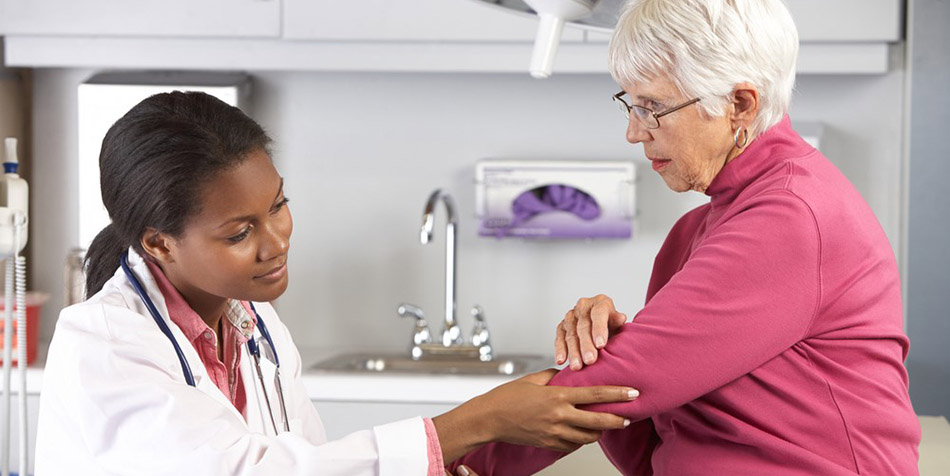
[0,138,29,257]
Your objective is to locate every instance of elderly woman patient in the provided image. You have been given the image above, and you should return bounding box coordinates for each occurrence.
[448,0,921,474]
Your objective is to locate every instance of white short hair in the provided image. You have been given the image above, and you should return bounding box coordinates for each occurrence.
[608,0,798,136]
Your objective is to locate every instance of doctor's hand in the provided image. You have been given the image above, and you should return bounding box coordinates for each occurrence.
[555,294,628,371]
[479,369,636,451]
[441,368,636,457]
[434,369,637,462]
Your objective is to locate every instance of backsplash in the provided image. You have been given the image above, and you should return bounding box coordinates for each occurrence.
[30,69,904,357]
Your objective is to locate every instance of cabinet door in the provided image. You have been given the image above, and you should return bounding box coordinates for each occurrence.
[0,0,280,37]
[587,0,903,43]
[784,0,902,42]
[284,0,583,42]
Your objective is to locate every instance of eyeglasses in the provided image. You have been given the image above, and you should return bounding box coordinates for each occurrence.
[612,91,701,130]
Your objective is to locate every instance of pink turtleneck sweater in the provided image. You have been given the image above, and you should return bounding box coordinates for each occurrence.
[452,117,920,475]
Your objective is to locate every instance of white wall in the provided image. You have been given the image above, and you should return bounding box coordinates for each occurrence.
[31,68,905,359]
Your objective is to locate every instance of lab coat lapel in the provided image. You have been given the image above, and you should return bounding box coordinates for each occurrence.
[121,249,248,425]
[241,343,271,434]
[241,334,290,436]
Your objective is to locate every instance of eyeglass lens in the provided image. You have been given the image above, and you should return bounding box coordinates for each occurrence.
[615,99,660,129]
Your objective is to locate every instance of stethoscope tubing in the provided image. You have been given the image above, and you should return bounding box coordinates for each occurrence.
[119,251,289,433]
[248,301,289,432]
[120,252,196,387]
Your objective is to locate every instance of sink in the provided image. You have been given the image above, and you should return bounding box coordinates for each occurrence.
[310,352,551,376]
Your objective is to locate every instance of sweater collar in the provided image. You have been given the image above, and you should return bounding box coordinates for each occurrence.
[704,116,812,207]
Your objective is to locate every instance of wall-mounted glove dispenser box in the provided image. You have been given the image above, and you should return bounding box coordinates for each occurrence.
[475,160,635,239]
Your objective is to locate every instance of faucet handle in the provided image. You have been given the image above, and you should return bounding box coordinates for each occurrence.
[398,303,425,321]
[470,305,493,361]
[397,303,432,352]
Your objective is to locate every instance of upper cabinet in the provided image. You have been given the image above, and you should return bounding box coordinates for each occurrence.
[786,0,902,42]
[0,0,904,75]
[284,0,581,42]
[0,0,281,37]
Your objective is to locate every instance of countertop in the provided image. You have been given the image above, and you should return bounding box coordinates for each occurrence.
[301,347,538,404]
[7,344,534,404]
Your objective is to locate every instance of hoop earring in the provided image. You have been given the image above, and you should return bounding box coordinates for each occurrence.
[733,126,749,149]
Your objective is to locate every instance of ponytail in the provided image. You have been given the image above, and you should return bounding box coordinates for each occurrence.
[84,223,128,298]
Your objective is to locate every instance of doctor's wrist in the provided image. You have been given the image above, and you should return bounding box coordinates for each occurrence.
[432,397,496,463]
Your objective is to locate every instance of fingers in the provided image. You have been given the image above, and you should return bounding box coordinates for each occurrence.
[557,427,605,446]
[581,300,614,364]
[561,295,622,370]
[554,320,568,365]
[591,303,611,351]
[564,407,631,431]
[537,438,585,453]
[563,309,584,371]
[608,311,627,332]
[564,385,640,405]
[575,305,597,366]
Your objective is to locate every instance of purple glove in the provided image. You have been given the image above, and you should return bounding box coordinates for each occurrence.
[497,184,600,237]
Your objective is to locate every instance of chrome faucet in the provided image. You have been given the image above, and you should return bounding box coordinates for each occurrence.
[470,305,492,361]
[421,189,463,347]
[396,189,493,361]
[397,303,431,360]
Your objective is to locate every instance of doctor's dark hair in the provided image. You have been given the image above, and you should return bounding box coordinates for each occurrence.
[84,91,272,298]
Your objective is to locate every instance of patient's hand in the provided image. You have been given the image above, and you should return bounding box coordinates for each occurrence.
[555,294,628,370]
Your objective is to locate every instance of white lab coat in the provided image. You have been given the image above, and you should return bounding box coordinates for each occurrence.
[35,250,431,475]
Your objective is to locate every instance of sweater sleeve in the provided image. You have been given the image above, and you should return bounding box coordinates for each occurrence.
[453,191,820,475]
[553,190,821,419]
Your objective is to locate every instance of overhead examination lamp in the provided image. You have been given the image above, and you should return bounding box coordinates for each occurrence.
[470,0,626,78]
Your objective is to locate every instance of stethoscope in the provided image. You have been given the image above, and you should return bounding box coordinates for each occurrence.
[120,252,290,434]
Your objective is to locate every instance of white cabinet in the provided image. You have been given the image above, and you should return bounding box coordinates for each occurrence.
[585,0,903,74]
[786,0,902,42]
[0,0,905,74]
[284,0,582,42]
[585,0,903,43]
[0,0,281,38]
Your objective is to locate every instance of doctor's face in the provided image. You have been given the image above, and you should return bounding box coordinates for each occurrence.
[161,148,293,305]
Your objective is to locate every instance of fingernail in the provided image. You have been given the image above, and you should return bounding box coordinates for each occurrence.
[583,352,596,364]
[459,466,471,476]
[555,354,565,364]
[623,419,630,427]
[595,336,606,348]
[571,359,581,370]
[628,389,640,399]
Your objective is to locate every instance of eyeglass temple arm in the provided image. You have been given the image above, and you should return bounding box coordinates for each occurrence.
[656,97,701,118]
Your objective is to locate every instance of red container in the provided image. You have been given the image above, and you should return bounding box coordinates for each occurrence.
[0,292,48,365]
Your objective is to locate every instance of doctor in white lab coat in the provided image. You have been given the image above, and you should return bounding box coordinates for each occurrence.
[34,91,637,476]
[37,249,432,475]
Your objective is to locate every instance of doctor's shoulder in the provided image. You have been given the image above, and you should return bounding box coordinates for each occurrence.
[53,273,171,351]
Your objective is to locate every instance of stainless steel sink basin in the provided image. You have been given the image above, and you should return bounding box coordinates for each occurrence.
[310,352,551,376]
